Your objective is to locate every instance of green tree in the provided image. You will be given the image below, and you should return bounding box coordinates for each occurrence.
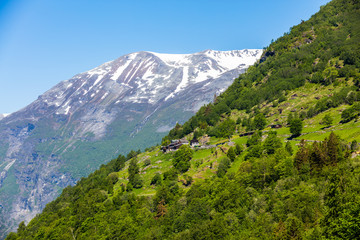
[253,113,267,130]
[151,173,162,186]
[114,154,126,171]
[326,132,343,165]
[193,130,201,140]
[215,101,231,115]
[163,168,179,181]
[321,113,333,127]
[183,175,193,186]
[289,118,303,137]
[263,131,282,154]
[341,106,358,123]
[128,158,143,189]
[213,118,236,138]
[236,117,242,125]
[161,136,171,146]
[323,67,339,85]
[127,149,140,160]
[351,140,358,152]
[173,145,194,173]
[309,141,326,172]
[227,147,236,162]
[246,130,262,147]
[217,157,231,178]
[235,143,243,155]
[287,112,294,126]
[294,140,309,171]
[285,141,293,155]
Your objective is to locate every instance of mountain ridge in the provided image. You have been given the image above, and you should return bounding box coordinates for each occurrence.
[0,49,262,238]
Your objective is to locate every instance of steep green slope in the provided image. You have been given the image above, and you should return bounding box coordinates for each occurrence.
[6,0,360,239]
[163,0,360,141]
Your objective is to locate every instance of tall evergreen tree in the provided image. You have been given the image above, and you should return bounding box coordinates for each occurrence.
[253,113,267,130]
[128,158,143,189]
[263,131,282,154]
[285,141,293,155]
[227,147,236,162]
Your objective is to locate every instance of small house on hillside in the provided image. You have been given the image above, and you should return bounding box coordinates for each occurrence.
[190,138,200,147]
[161,139,189,153]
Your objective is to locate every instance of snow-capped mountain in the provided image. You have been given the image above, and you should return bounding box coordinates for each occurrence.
[0,49,262,238]
[0,114,10,120]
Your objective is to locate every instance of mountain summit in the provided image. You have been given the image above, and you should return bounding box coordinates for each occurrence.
[0,49,262,237]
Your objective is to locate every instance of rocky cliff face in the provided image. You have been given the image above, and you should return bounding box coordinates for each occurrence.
[0,49,262,238]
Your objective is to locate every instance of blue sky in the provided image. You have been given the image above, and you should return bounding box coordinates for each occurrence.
[0,0,330,113]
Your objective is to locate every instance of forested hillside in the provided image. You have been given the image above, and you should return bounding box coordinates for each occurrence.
[163,0,360,141]
[6,0,360,239]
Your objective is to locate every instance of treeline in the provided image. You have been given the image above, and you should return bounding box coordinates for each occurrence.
[164,0,360,142]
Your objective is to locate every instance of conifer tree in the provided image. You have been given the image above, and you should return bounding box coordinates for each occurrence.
[227,147,236,162]
[128,158,143,189]
[309,141,326,172]
[285,141,293,155]
[114,154,126,171]
[287,113,294,126]
[326,132,340,165]
[235,143,243,155]
[294,140,309,170]
[351,140,358,152]
[263,131,282,154]
[254,113,267,130]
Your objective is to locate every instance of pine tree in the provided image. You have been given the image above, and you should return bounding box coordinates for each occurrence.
[128,158,143,189]
[309,141,326,172]
[351,140,358,152]
[287,113,294,126]
[235,143,243,155]
[227,147,236,162]
[155,199,167,219]
[285,141,293,155]
[326,132,340,165]
[263,131,282,154]
[253,113,267,130]
[114,154,126,171]
[294,140,309,170]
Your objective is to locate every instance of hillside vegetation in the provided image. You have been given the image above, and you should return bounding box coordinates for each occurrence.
[6,0,360,239]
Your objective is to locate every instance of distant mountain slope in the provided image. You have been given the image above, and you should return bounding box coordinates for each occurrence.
[0,114,9,121]
[0,49,262,238]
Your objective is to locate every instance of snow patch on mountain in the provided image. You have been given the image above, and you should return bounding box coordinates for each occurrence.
[149,52,191,66]
[0,113,10,120]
